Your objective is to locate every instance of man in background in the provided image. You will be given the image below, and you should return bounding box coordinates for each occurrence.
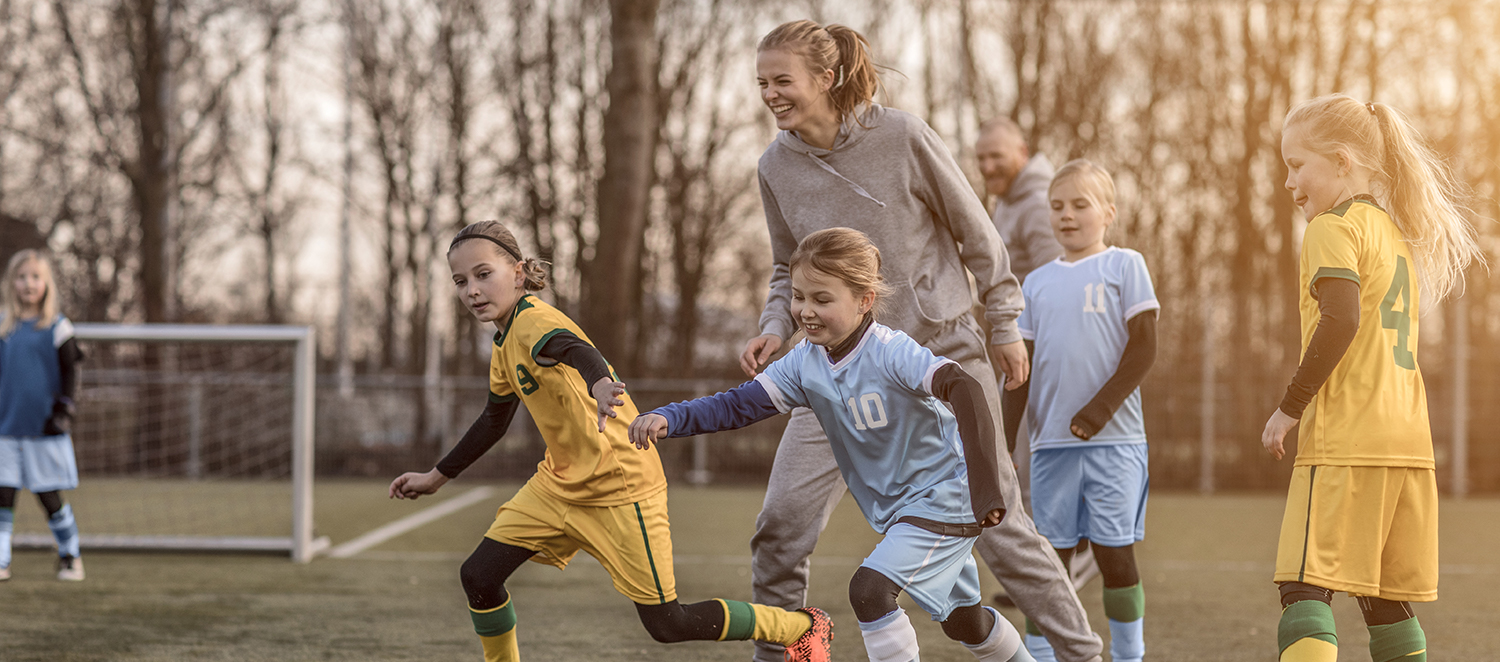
[975,117,1098,605]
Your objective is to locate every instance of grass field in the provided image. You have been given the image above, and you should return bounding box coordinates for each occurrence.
[1,480,1497,661]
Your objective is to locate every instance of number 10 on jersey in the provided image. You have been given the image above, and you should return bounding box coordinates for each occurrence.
[847,393,889,430]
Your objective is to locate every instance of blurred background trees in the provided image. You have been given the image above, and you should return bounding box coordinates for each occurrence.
[2,0,1496,490]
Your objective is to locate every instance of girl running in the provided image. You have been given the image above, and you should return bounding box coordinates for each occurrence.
[1001,160,1158,662]
[741,19,1100,662]
[633,228,1035,662]
[388,221,831,662]
[0,249,85,581]
[1263,94,1484,662]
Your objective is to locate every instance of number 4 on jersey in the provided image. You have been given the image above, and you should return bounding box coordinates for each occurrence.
[1379,256,1416,370]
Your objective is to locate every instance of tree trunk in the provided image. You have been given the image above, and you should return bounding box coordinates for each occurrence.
[584,0,659,372]
[133,0,173,324]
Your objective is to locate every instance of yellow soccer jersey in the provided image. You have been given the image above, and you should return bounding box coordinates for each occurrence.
[1295,196,1432,468]
[489,295,666,505]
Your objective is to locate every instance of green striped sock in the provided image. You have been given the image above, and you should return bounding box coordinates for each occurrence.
[471,598,518,637]
[1368,616,1426,662]
[1278,600,1337,654]
[717,599,757,641]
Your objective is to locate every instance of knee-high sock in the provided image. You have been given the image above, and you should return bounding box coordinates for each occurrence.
[859,608,920,662]
[1103,583,1145,662]
[0,507,13,568]
[472,597,518,662]
[1368,616,1426,662]
[1278,600,1337,662]
[714,600,811,645]
[962,607,1033,662]
[1022,618,1056,662]
[48,503,79,558]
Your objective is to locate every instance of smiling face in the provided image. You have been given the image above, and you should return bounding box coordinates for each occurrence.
[11,257,48,315]
[975,126,1029,197]
[756,48,838,137]
[1281,123,1353,221]
[1049,176,1115,262]
[448,240,526,326]
[790,265,873,348]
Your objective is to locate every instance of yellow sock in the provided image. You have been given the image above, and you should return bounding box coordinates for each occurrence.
[750,603,811,645]
[1281,637,1338,662]
[472,598,520,662]
[478,631,518,662]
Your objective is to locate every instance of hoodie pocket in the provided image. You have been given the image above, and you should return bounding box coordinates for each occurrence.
[883,278,947,345]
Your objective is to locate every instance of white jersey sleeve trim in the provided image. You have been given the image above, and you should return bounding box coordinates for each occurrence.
[753,373,793,414]
[52,317,75,348]
[920,358,959,395]
[1124,300,1160,321]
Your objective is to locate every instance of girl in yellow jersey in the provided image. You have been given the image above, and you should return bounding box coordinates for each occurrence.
[1262,95,1484,662]
[388,221,832,662]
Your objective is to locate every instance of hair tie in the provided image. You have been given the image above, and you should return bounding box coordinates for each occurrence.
[1366,102,1377,114]
[834,65,846,89]
[451,233,523,262]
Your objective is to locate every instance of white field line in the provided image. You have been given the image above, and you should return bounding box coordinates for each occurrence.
[327,486,496,559]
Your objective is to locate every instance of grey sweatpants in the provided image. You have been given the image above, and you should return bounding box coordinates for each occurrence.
[748,316,1104,662]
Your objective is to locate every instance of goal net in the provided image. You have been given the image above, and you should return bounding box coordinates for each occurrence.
[10,324,327,562]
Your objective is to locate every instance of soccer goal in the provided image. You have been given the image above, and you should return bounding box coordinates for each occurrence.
[10,324,329,562]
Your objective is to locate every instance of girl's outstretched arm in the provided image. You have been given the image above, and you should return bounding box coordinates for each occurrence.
[630,380,782,450]
[535,331,622,431]
[930,363,1006,526]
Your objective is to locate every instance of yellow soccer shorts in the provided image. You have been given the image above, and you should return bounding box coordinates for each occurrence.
[1274,464,1438,602]
[484,480,677,605]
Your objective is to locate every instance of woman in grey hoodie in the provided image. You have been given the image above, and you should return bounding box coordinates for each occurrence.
[737,19,1104,662]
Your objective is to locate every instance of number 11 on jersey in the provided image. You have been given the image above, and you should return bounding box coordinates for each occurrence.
[1083,282,1108,314]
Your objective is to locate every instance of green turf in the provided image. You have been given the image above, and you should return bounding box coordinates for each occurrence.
[1,482,1496,660]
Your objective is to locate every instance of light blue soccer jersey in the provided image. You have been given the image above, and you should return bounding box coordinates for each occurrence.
[1018,247,1159,450]
[755,323,977,534]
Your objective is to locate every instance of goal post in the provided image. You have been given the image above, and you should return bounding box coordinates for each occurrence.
[11,324,329,562]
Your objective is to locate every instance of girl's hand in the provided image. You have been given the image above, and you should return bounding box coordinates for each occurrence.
[980,508,1005,528]
[739,334,782,377]
[628,413,669,450]
[1261,408,1299,461]
[389,468,448,500]
[592,377,627,432]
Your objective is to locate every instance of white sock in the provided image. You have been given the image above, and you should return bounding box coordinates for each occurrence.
[962,607,1033,662]
[1108,618,1144,662]
[1023,633,1057,662]
[859,608,921,662]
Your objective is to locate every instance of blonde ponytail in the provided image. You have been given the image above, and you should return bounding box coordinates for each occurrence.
[1284,94,1485,302]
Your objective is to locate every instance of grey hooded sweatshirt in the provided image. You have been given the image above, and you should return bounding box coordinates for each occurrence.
[756,104,1023,347]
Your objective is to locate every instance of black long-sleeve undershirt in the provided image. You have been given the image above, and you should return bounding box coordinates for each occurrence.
[435,331,611,479]
[1278,277,1360,419]
[57,338,81,402]
[1001,310,1158,451]
[930,363,1005,529]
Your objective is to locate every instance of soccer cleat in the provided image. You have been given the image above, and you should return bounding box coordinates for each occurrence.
[56,556,84,581]
[784,606,833,662]
[0,566,9,581]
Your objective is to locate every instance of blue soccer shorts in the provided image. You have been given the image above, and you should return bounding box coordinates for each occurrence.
[861,522,982,622]
[0,435,80,493]
[1030,443,1149,549]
